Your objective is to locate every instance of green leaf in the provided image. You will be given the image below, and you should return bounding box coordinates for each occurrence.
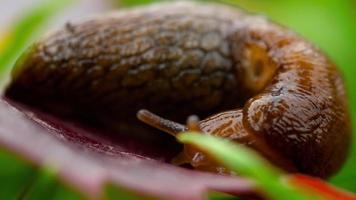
[178,133,317,200]
[0,0,74,85]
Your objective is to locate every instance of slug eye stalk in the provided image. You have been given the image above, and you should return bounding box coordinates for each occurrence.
[137,109,187,136]
[137,109,203,136]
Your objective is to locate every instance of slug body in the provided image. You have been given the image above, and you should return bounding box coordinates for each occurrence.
[6,1,351,178]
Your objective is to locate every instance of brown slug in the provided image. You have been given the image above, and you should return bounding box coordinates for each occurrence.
[5,1,351,178]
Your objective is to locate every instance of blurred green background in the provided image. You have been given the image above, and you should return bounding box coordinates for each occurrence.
[0,0,355,197]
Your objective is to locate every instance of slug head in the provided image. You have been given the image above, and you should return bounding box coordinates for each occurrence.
[137,109,227,173]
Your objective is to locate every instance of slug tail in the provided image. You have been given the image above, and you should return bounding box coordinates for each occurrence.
[137,109,187,136]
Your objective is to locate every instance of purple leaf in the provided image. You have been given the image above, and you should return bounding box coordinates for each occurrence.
[0,97,256,199]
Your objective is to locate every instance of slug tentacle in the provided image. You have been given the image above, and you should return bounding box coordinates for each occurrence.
[5,1,351,178]
[186,115,201,132]
[137,109,187,136]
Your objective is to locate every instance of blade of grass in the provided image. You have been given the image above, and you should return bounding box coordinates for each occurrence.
[0,0,74,86]
[178,133,318,200]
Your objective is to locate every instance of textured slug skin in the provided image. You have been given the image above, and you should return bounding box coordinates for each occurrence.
[5,1,351,178]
